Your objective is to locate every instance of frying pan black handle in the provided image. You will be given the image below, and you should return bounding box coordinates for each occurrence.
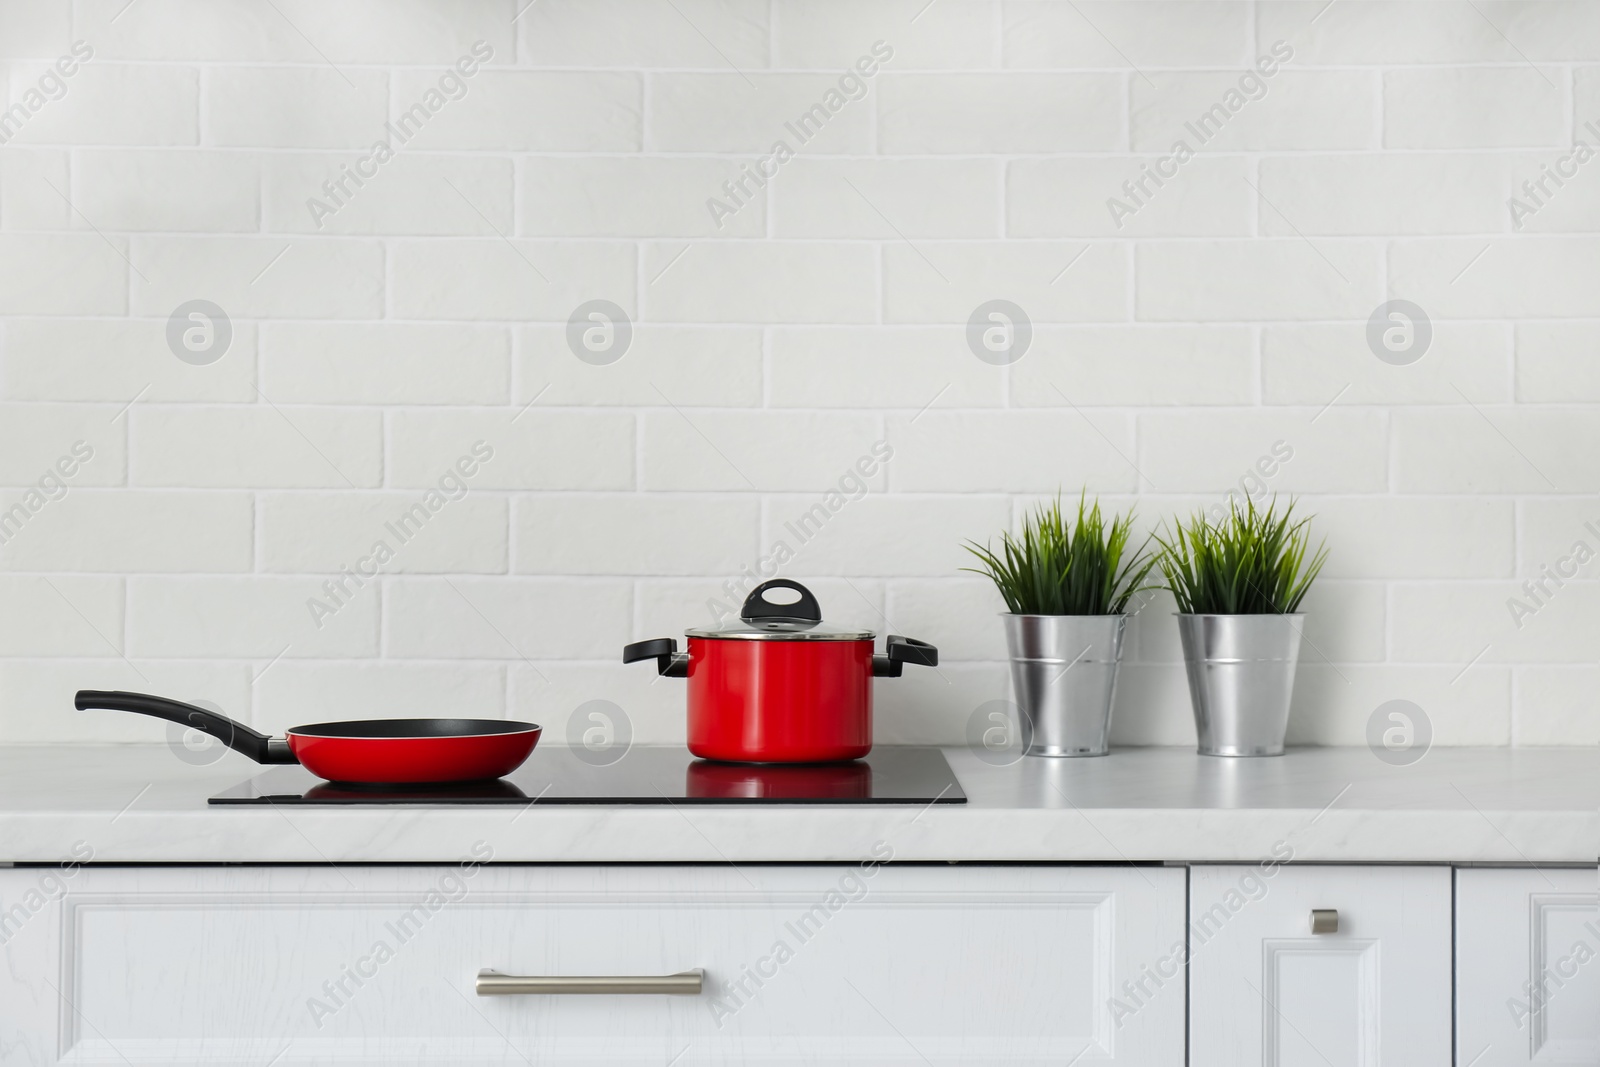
[741,579,822,625]
[872,636,939,678]
[73,691,296,765]
[622,639,689,678]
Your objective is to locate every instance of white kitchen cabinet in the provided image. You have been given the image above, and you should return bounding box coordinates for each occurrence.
[1189,865,1452,1067]
[1456,867,1599,1066]
[0,863,1184,1067]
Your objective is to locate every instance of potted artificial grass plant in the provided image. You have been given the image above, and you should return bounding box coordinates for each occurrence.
[964,495,1154,757]
[1156,497,1328,757]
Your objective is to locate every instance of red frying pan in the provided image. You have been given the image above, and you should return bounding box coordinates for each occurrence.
[75,691,541,785]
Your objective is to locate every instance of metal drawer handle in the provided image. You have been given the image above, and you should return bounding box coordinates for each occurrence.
[1310,909,1339,935]
[476,969,704,996]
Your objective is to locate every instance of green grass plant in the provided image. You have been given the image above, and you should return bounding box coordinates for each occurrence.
[1154,497,1327,615]
[963,494,1155,616]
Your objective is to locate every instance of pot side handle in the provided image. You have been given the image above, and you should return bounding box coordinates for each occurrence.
[622,639,689,678]
[872,635,939,678]
[73,690,296,765]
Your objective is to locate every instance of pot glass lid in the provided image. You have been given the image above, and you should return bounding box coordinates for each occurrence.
[684,580,874,641]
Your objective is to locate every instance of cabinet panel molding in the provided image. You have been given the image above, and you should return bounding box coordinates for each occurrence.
[1457,867,1599,1066]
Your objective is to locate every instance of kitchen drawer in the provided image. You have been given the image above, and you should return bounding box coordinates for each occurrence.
[1189,864,1452,1067]
[0,863,1184,1066]
[1456,867,1599,1066]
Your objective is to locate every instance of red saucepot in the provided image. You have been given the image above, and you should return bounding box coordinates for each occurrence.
[623,579,938,763]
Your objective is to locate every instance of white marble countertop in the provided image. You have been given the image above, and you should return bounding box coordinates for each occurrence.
[0,745,1595,866]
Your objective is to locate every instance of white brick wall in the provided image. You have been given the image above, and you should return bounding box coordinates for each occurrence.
[2,0,1595,750]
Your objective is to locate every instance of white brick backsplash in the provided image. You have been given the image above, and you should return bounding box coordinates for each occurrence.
[1136,240,1382,321]
[640,411,883,491]
[0,660,252,743]
[254,661,506,732]
[1384,68,1565,149]
[1257,154,1514,235]
[0,575,123,657]
[518,325,761,408]
[650,74,875,154]
[1577,68,1600,142]
[74,150,258,233]
[1288,663,1512,746]
[888,411,1138,492]
[884,241,1129,324]
[1513,126,1600,232]
[769,326,1002,409]
[780,3,992,72]
[131,406,383,488]
[384,577,629,659]
[80,0,513,63]
[886,578,1009,661]
[1395,408,1600,493]
[127,575,378,657]
[0,234,127,315]
[391,240,634,321]
[1515,668,1600,746]
[880,74,1123,153]
[7,64,198,145]
[391,71,640,152]
[1008,156,1254,238]
[1262,323,1513,406]
[263,154,513,236]
[0,2,70,58]
[0,149,68,228]
[1516,498,1600,577]
[513,495,760,575]
[131,237,385,319]
[642,242,876,324]
[0,490,253,572]
[387,410,635,491]
[875,662,1010,746]
[260,323,510,405]
[1391,581,1600,665]
[1303,496,1515,580]
[0,404,126,486]
[761,496,1009,577]
[776,0,995,70]
[0,2,1595,749]
[1259,1,1600,64]
[1006,2,1248,68]
[511,660,685,744]
[521,0,768,68]
[1390,238,1600,318]
[2,318,257,402]
[1131,71,1377,152]
[206,67,386,149]
[519,158,766,239]
[780,2,992,69]
[260,492,507,574]
[774,158,1000,239]
[1108,663,1195,747]
[1517,323,1600,402]
[1139,409,1387,494]
[1011,325,1255,406]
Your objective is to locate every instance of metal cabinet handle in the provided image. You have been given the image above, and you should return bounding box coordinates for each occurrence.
[476,969,704,996]
[1310,909,1339,934]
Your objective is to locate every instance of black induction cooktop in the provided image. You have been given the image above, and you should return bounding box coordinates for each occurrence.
[208,745,966,806]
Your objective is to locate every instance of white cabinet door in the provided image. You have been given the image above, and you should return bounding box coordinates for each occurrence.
[1456,867,1599,1066]
[0,864,1184,1067]
[1189,865,1452,1067]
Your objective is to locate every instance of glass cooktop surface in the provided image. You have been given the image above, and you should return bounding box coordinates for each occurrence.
[208,745,967,805]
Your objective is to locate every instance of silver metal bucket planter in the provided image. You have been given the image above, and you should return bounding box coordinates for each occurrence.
[1176,614,1304,757]
[1002,614,1127,757]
